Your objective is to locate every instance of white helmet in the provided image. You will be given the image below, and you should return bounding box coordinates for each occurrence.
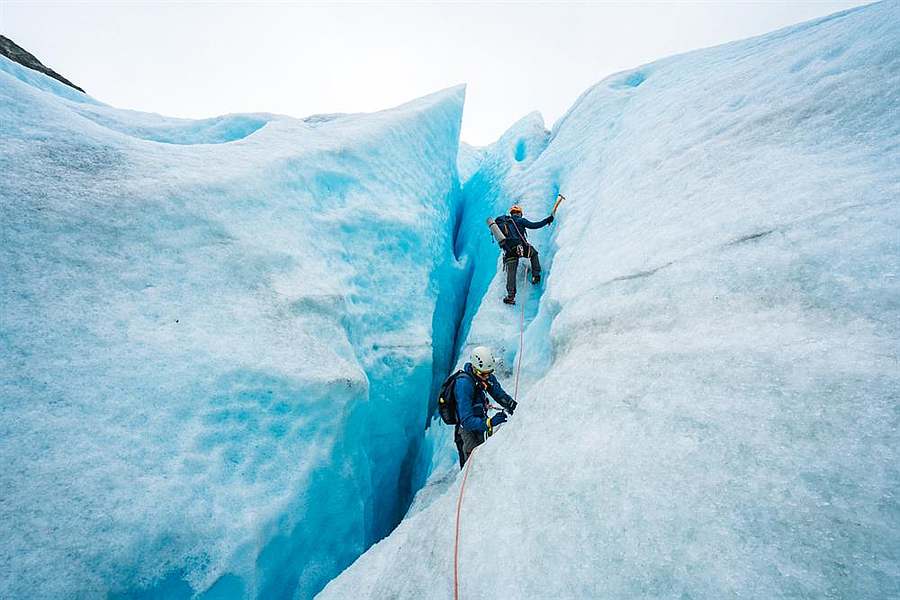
[470,346,496,374]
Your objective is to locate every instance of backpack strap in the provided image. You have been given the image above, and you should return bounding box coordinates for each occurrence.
[453,370,478,389]
[450,370,481,410]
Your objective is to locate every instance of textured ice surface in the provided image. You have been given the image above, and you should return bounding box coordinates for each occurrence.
[320,4,900,599]
[0,53,465,598]
[70,104,271,144]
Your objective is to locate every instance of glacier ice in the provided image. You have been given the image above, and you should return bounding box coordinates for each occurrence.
[3,2,900,598]
[0,50,467,598]
[320,3,900,599]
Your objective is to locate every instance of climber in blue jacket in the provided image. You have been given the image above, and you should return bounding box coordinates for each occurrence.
[454,346,517,468]
[493,204,554,305]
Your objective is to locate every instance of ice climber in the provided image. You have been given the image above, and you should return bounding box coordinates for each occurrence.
[450,346,517,468]
[494,204,554,305]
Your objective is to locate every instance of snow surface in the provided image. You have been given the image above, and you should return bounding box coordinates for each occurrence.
[0,53,466,598]
[320,3,900,599]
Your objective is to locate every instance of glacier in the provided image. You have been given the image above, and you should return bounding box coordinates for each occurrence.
[2,2,900,599]
[321,3,899,599]
[0,50,467,598]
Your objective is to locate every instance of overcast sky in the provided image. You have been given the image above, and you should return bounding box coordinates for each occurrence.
[1,1,872,144]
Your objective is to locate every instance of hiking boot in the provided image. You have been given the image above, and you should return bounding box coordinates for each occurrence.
[502,295,516,305]
[531,273,542,285]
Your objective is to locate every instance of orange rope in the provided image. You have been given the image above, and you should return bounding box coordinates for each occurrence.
[453,445,477,600]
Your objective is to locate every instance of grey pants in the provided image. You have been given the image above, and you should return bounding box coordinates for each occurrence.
[504,246,541,298]
[454,426,485,468]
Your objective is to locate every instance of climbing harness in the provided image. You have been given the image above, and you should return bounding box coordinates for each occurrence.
[507,213,529,259]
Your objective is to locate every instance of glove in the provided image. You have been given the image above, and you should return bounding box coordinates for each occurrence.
[503,399,518,415]
[547,214,555,224]
[486,412,508,436]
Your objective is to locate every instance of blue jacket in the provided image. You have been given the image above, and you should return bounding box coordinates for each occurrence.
[494,214,552,245]
[455,363,515,432]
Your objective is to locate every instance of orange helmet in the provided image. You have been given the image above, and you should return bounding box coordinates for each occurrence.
[509,204,523,215]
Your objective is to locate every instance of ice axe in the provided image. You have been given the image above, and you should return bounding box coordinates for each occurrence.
[551,193,565,216]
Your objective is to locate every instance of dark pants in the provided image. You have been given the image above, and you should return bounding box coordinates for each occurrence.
[454,426,485,468]
[504,245,541,298]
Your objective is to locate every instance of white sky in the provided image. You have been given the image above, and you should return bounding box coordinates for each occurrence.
[1,1,872,145]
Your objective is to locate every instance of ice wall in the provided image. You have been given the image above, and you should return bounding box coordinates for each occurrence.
[320,3,900,598]
[0,54,465,598]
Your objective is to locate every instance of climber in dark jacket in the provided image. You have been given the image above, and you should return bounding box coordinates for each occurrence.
[494,204,554,305]
[454,346,517,468]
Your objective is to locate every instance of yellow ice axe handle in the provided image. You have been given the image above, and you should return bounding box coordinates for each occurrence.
[551,194,566,216]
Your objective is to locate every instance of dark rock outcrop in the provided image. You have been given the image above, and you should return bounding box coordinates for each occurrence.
[1,35,85,93]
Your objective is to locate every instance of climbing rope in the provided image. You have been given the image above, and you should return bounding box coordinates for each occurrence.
[513,260,529,402]
[453,444,477,600]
